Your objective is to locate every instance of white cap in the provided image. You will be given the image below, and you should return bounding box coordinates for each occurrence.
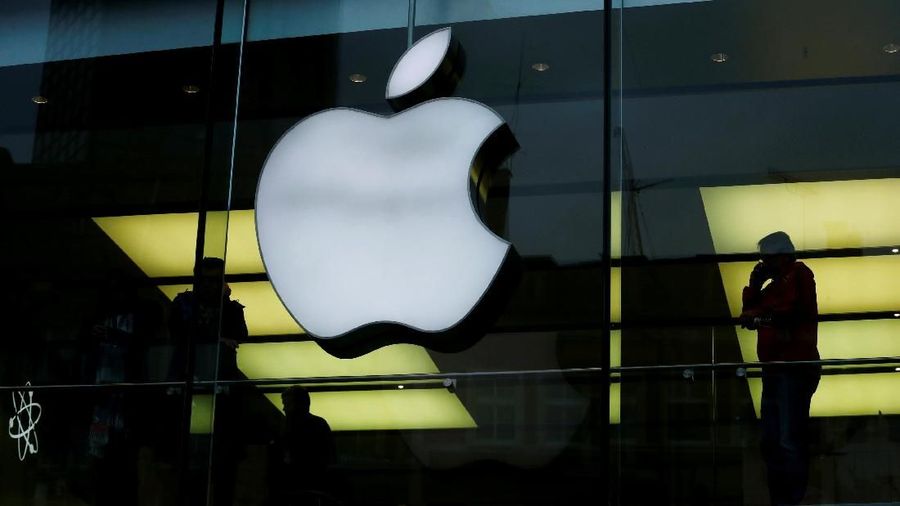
[758,231,795,255]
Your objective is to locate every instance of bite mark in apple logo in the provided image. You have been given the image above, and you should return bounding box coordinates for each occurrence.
[255,27,520,358]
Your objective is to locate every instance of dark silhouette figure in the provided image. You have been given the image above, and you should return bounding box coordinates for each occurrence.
[740,231,820,505]
[270,386,337,505]
[169,257,248,381]
[169,257,249,506]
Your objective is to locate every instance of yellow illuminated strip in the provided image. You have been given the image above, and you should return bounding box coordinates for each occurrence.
[102,211,617,430]
[747,373,900,419]
[718,256,900,318]
[610,382,621,424]
[264,389,476,431]
[610,329,622,368]
[191,385,620,433]
[191,389,477,433]
[158,282,304,336]
[700,178,900,254]
[704,179,900,420]
[93,210,262,277]
[611,267,621,323]
[190,394,214,434]
[214,210,264,274]
[237,342,439,378]
[735,319,900,364]
[94,213,200,278]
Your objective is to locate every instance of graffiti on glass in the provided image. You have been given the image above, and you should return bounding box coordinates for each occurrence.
[8,382,41,461]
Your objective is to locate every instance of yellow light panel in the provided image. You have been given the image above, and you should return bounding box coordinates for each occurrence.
[169,315,474,432]
[735,319,900,363]
[237,342,439,379]
[718,256,900,317]
[700,178,900,254]
[94,213,199,278]
[747,373,900,419]
[158,281,304,336]
[190,394,214,434]
[190,388,476,433]
[192,385,620,432]
[93,210,263,277]
[610,382,621,424]
[263,389,476,431]
[104,210,612,431]
[218,210,265,274]
[610,329,622,368]
[611,267,621,323]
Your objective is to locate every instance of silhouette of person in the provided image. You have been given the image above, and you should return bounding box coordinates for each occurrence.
[271,385,336,505]
[169,257,248,381]
[169,257,249,506]
[740,231,820,505]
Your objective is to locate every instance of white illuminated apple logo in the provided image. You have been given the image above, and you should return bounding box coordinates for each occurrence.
[255,27,519,358]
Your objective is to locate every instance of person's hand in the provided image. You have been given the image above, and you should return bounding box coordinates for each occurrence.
[749,262,770,290]
[739,313,758,330]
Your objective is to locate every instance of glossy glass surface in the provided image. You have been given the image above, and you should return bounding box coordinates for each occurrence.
[614,0,900,503]
[2,0,899,505]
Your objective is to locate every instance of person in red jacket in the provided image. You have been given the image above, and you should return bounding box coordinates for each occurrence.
[740,231,820,505]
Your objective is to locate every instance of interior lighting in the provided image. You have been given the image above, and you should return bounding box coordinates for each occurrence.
[31,96,48,104]
[704,178,900,421]
[531,63,550,72]
[747,373,900,418]
[397,385,405,389]
[700,179,900,254]
[348,73,367,83]
[719,256,900,317]
[96,210,623,328]
[883,43,899,54]
[735,319,900,363]
[236,341,439,378]
[266,389,475,431]
[93,210,263,278]
[159,282,303,336]
[182,84,200,94]
[96,209,625,426]
[710,52,729,63]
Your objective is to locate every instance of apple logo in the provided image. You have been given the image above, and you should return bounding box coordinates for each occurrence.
[255,27,520,358]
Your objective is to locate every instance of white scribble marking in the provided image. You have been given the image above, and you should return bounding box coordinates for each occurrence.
[8,382,41,461]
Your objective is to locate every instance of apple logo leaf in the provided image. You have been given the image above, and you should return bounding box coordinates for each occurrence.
[386,27,465,112]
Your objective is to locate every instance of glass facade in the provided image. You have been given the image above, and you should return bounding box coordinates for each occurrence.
[1,0,898,504]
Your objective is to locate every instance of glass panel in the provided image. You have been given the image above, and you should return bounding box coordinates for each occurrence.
[0,0,218,67]
[618,0,900,367]
[223,1,610,374]
[613,368,716,505]
[206,373,607,505]
[1,0,245,504]
[0,0,236,387]
[406,4,608,370]
[716,361,900,504]
[0,385,187,505]
[617,1,900,504]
